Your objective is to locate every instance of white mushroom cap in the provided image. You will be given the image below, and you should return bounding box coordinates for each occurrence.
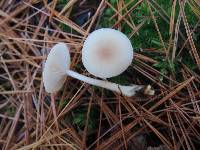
[82,28,133,78]
[43,43,70,93]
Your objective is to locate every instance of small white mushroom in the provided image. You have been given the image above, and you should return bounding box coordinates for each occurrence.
[43,43,70,130]
[82,28,133,78]
[43,43,70,93]
[43,42,154,96]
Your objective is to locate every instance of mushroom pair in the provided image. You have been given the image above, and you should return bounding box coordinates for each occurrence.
[43,28,154,97]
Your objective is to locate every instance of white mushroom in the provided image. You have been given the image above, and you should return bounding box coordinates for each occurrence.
[43,43,70,130]
[82,28,133,78]
[43,42,154,96]
[43,43,70,93]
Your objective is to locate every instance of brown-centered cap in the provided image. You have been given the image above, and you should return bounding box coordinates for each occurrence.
[82,28,133,78]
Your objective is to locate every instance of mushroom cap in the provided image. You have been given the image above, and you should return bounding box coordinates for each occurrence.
[82,28,133,78]
[43,43,70,93]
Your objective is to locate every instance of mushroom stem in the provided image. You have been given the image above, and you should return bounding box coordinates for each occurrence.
[66,70,154,97]
[50,93,59,132]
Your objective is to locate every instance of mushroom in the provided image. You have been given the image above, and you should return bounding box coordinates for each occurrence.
[82,28,133,78]
[43,43,70,93]
[43,43,70,131]
[43,42,154,96]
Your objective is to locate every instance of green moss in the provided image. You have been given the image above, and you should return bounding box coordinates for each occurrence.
[72,107,99,135]
[56,0,68,11]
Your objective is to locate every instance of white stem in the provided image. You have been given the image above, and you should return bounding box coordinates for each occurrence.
[66,70,153,97]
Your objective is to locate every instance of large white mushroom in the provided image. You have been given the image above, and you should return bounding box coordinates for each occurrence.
[82,28,133,78]
[43,42,154,96]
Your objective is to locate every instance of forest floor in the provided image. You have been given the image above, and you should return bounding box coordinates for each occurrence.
[0,0,200,149]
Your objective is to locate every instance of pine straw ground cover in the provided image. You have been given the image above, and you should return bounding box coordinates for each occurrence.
[0,0,200,149]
